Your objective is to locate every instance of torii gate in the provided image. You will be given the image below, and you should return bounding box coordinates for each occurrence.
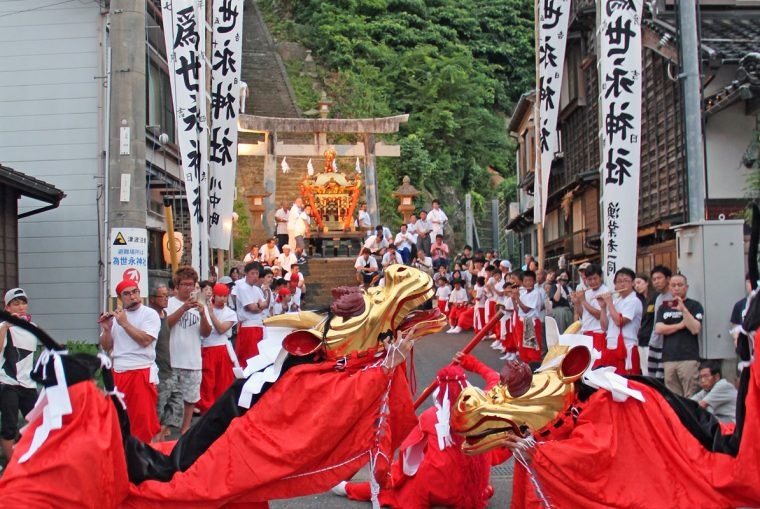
[237,113,408,231]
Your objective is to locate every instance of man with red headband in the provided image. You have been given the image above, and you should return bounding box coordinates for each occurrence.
[197,284,239,413]
[99,279,161,443]
[333,353,502,509]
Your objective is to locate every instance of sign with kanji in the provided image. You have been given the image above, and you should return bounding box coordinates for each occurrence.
[599,0,643,280]
[208,0,244,248]
[534,0,571,224]
[161,0,210,277]
[110,228,149,297]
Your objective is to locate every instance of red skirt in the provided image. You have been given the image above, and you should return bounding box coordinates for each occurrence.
[197,345,235,414]
[236,325,264,367]
[114,367,160,443]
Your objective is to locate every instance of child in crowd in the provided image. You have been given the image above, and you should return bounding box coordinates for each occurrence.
[511,270,543,363]
[472,276,487,334]
[434,278,451,314]
[446,279,469,334]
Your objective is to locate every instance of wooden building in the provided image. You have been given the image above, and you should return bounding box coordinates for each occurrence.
[0,164,64,293]
[507,0,760,275]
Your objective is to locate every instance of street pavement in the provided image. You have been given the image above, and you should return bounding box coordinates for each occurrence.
[270,328,514,508]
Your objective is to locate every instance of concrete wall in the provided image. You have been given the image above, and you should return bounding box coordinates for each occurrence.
[0,2,102,341]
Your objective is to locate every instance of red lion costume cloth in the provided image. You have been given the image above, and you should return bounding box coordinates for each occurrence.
[0,266,447,509]
[451,317,760,509]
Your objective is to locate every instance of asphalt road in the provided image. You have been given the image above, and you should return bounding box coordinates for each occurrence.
[270,328,514,509]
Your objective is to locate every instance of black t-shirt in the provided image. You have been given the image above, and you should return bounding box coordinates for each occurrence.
[549,284,570,308]
[730,297,746,325]
[656,298,704,362]
[637,292,656,347]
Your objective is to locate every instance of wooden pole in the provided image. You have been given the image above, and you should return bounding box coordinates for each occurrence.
[413,310,504,409]
[164,199,179,274]
[534,0,545,270]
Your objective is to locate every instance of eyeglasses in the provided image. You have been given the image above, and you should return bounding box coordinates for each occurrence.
[121,289,140,297]
[179,282,195,287]
[151,294,169,299]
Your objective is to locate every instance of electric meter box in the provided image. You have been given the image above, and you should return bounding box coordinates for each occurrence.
[673,220,745,360]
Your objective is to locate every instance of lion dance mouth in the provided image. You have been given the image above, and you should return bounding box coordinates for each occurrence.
[450,345,591,455]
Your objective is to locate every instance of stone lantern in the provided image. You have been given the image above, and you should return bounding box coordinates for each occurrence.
[245,182,271,243]
[392,176,420,224]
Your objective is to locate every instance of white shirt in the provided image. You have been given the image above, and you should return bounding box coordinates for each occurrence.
[235,280,267,327]
[581,284,609,332]
[202,305,238,347]
[295,211,310,236]
[394,231,414,251]
[0,322,39,388]
[356,210,371,229]
[413,256,433,273]
[435,285,452,303]
[449,287,468,305]
[382,251,403,267]
[415,218,431,238]
[275,207,289,235]
[243,251,260,263]
[111,305,160,372]
[364,236,388,253]
[287,204,301,232]
[406,222,419,243]
[277,251,298,269]
[260,243,281,264]
[355,255,378,272]
[518,287,541,320]
[474,285,487,308]
[428,207,448,238]
[167,296,204,370]
[605,292,643,349]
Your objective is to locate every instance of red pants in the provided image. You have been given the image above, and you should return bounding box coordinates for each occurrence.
[487,301,500,339]
[474,307,486,332]
[514,318,543,363]
[448,305,466,326]
[501,319,517,353]
[457,306,474,330]
[235,325,264,367]
[197,345,235,414]
[437,300,448,314]
[583,331,608,369]
[113,368,160,443]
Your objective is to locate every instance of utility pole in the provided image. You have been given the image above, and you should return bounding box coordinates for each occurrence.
[533,0,545,269]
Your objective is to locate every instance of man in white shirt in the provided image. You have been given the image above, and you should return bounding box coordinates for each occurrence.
[0,288,39,460]
[100,279,162,442]
[355,202,372,232]
[571,264,609,367]
[287,197,304,250]
[294,204,312,262]
[599,267,643,374]
[394,224,415,264]
[382,243,404,269]
[276,244,298,270]
[415,210,432,256]
[259,237,281,267]
[355,248,379,287]
[364,229,388,256]
[198,283,239,413]
[412,249,433,276]
[427,199,448,242]
[166,266,212,434]
[243,245,261,264]
[274,200,290,250]
[235,262,269,367]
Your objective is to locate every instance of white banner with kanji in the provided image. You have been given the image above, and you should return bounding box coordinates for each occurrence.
[534,0,571,225]
[599,0,643,280]
[162,0,210,277]
[208,0,244,248]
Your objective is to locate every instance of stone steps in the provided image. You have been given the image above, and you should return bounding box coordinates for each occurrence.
[302,257,359,310]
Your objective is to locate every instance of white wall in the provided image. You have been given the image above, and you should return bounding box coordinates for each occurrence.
[0,2,102,342]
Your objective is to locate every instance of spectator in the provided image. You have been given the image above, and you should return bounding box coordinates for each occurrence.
[575,262,590,291]
[199,280,213,302]
[431,234,450,272]
[521,254,534,271]
[634,273,655,375]
[197,283,238,414]
[294,203,313,263]
[691,360,738,423]
[260,237,280,267]
[272,287,296,315]
[572,263,609,366]
[456,245,473,268]
[355,202,372,232]
[285,263,306,295]
[149,283,182,439]
[100,279,161,443]
[654,274,704,397]
[446,279,468,334]
[415,210,432,256]
[0,289,39,461]
[381,243,403,269]
[394,224,415,264]
[434,277,451,314]
[648,265,674,380]
[276,244,298,270]
[427,199,448,242]
[599,268,643,374]
[363,228,388,256]
[166,266,212,434]
[355,248,380,287]
[274,200,290,250]
[412,249,433,276]
[286,197,304,250]
[235,262,269,365]
[228,267,240,282]
[243,245,261,264]
[406,213,419,260]
[549,271,573,333]
[730,274,752,345]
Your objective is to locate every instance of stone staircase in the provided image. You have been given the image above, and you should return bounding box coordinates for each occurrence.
[303,257,359,310]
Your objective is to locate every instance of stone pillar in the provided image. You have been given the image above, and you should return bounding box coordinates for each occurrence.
[263,131,277,237]
[363,133,379,226]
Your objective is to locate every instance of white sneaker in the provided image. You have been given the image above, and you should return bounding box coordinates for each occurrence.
[490,340,501,349]
[500,352,517,361]
[331,481,348,497]
[446,328,456,334]
[451,326,462,334]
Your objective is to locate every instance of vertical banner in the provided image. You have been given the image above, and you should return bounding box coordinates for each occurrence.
[209,0,244,248]
[534,0,571,224]
[599,0,643,279]
[161,0,210,277]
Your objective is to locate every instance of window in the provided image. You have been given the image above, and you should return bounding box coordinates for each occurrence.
[146,61,176,143]
[560,38,585,114]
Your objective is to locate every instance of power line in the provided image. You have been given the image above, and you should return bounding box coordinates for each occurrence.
[0,0,94,19]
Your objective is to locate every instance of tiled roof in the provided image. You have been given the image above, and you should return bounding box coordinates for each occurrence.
[0,164,65,206]
[700,13,760,64]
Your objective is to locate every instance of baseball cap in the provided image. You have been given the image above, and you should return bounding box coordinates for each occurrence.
[4,288,28,306]
[278,287,292,297]
[578,262,591,271]
[499,260,512,269]
[212,283,230,296]
[218,276,233,285]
